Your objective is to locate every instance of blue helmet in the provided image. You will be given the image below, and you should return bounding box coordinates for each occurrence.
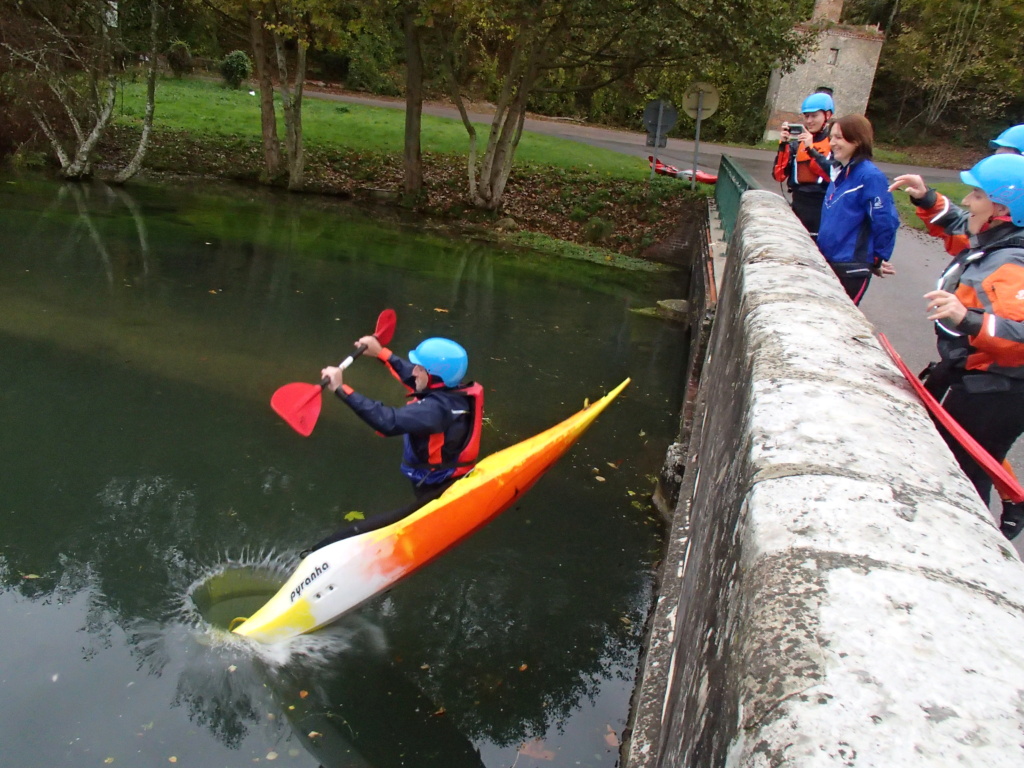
[801,93,834,114]
[408,337,468,387]
[960,154,1024,226]
[989,125,1024,154]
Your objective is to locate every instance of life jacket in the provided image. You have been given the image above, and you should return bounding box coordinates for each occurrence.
[413,381,484,479]
[772,130,832,192]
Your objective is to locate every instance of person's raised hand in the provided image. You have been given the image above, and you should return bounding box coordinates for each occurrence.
[322,365,344,393]
[357,334,383,358]
[889,174,928,198]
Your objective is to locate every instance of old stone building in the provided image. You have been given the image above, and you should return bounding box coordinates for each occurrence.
[762,0,884,141]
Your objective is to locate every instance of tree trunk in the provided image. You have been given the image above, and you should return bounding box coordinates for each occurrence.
[114,0,159,184]
[472,42,539,211]
[249,9,281,180]
[64,73,117,178]
[274,33,306,190]
[402,7,424,199]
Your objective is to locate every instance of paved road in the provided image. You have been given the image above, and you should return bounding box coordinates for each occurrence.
[310,87,1019,544]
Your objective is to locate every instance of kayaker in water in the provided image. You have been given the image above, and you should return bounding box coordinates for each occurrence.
[308,335,484,549]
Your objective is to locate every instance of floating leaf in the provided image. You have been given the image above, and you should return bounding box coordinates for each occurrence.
[518,664,528,671]
[433,706,446,716]
[519,740,556,760]
[433,307,449,313]
[266,751,278,760]
[168,758,177,764]
[420,664,430,670]
[604,725,619,747]
[299,690,309,699]
[344,511,365,521]
[227,665,237,673]
[595,476,606,482]
[638,430,646,437]
[104,759,114,765]
[22,573,41,579]
[308,731,323,739]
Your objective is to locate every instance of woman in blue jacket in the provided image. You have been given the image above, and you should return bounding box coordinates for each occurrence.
[817,114,900,304]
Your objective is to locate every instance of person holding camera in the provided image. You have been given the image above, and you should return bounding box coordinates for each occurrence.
[771,92,836,240]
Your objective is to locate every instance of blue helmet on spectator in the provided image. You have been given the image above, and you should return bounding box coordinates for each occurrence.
[801,93,834,114]
[989,125,1024,155]
[408,337,468,387]
[960,154,1024,226]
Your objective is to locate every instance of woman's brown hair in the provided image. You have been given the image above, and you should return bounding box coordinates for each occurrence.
[834,114,874,160]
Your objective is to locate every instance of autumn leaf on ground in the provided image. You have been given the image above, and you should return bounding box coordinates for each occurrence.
[604,725,619,747]
[519,740,556,760]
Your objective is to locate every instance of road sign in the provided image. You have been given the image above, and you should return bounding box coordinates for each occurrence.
[642,99,678,135]
[682,83,719,120]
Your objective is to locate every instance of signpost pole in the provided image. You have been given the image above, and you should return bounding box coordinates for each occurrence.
[691,90,704,191]
[650,100,665,181]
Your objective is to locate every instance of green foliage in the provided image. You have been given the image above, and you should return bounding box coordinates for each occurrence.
[583,216,614,243]
[219,50,252,90]
[345,29,401,96]
[858,0,1024,142]
[167,41,193,78]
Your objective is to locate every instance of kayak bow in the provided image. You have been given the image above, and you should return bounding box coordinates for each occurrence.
[233,378,631,644]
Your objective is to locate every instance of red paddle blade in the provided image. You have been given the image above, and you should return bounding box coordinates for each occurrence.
[271,382,323,437]
[375,308,397,346]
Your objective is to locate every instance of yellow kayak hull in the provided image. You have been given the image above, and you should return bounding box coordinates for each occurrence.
[232,379,630,644]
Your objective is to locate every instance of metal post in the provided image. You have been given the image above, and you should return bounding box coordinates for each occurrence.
[691,90,703,192]
[650,99,665,181]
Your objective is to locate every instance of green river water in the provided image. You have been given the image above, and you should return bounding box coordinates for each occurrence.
[0,174,688,768]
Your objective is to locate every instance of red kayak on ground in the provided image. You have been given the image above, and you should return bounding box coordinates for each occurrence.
[648,156,717,184]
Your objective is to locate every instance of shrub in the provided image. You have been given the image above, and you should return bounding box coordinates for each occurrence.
[583,216,614,244]
[219,50,252,89]
[167,41,193,78]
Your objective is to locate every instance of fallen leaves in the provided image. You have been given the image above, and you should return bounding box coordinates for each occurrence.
[604,725,620,747]
[519,739,556,760]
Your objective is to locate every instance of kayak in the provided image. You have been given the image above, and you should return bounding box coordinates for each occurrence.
[647,155,718,184]
[232,378,631,644]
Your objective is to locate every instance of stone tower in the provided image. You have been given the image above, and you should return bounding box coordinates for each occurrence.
[762,0,884,141]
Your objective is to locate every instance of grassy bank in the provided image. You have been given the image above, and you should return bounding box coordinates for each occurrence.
[97,77,707,260]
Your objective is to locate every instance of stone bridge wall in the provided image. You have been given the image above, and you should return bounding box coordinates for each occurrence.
[626,191,1024,767]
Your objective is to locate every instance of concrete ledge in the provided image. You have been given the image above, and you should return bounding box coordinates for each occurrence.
[627,191,1024,767]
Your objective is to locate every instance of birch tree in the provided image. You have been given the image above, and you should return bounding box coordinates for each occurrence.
[0,0,162,181]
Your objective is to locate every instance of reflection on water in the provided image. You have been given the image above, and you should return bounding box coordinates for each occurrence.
[0,173,687,767]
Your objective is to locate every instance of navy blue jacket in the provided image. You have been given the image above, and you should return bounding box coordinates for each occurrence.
[817,157,899,266]
[337,351,472,486]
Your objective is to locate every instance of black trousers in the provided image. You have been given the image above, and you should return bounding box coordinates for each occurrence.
[941,387,1024,504]
[791,191,825,240]
[307,478,456,553]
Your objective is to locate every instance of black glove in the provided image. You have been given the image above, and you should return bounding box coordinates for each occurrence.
[1000,501,1024,541]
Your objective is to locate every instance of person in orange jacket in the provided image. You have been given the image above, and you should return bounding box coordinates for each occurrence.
[917,154,1024,538]
[889,124,1024,257]
[772,92,835,240]
[889,126,1024,534]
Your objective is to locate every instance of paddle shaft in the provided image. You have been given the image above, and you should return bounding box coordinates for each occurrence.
[296,343,369,410]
